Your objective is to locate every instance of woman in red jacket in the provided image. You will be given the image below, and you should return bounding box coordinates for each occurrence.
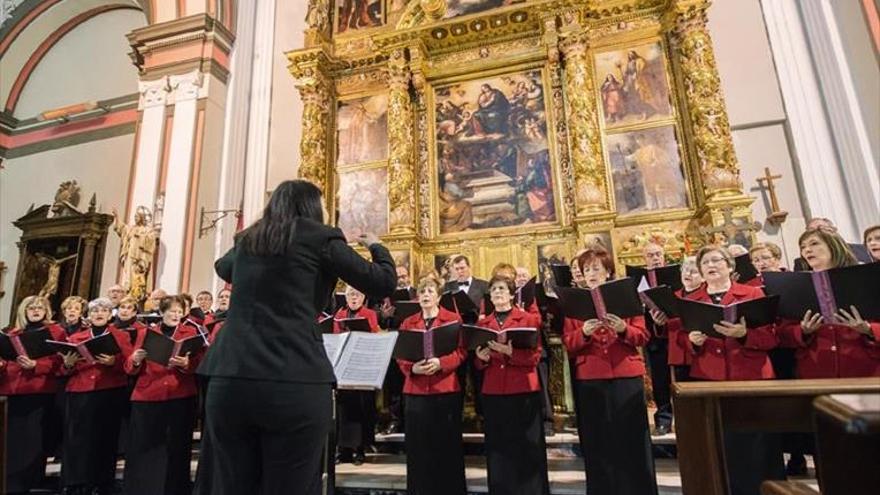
[686,246,783,495]
[562,247,657,495]
[332,285,380,465]
[397,274,466,495]
[475,274,549,495]
[60,297,133,495]
[123,295,205,495]
[652,256,703,384]
[777,228,880,378]
[0,295,66,494]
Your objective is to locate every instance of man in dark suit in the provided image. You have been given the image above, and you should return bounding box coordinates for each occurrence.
[793,217,872,271]
[443,255,489,417]
[444,254,490,309]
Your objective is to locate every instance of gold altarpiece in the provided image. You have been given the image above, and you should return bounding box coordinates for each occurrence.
[289,0,755,422]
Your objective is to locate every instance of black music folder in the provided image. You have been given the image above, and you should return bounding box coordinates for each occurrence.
[440,290,479,317]
[549,264,573,289]
[47,332,121,362]
[392,322,461,362]
[317,314,334,334]
[625,264,683,291]
[516,277,537,308]
[677,295,780,339]
[762,263,880,321]
[142,331,207,366]
[0,328,55,360]
[462,324,538,350]
[733,254,760,284]
[390,301,422,329]
[638,284,679,318]
[334,317,373,333]
[557,278,643,321]
[391,288,415,302]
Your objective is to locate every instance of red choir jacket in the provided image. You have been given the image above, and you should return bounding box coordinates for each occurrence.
[332,306,380,333]
[0,323,66,395]
[396,307,465,395]
[480,299,542,323]
[63,325,133,392]
[563,314,649,381]
[777,319,880,379]
[666,287,703,367]
[685,283,777,381]
[124,323,204,402]
[474,307,542,395]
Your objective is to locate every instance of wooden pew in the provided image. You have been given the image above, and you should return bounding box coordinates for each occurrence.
[674,378,880,495]
[812,394,880,495]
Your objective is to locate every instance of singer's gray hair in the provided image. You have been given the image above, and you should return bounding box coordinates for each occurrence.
[88,297,114,312]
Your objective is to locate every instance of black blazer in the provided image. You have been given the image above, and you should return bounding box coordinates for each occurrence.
[198,218,397,383]
[444,278,489,307]
[792,243,872,271]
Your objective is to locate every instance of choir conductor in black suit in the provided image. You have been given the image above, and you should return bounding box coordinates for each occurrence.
[195,180,397,495]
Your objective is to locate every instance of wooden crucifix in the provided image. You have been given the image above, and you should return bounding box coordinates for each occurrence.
[700,206,762,246]
[756,167,788,225]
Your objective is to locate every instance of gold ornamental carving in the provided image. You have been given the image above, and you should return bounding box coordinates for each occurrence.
[386,48,417,235]
[668,0,742,198]
[560,30,609,214]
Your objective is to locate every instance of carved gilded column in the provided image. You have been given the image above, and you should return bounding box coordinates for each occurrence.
[386,48,417,235]
[668,0,742,199]
[290,51,333,195]
[559,28,609,215]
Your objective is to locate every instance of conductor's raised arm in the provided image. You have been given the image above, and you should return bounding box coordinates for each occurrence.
[324,231,397,301]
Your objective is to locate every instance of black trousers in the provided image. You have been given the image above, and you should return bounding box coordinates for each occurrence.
[404,393,467,495]
[646,338,672,428]
[724,430,785,495]
[196,377,332,495]
[63,387,127,490]
[574,377,658,495]
[123,397,197,495]
[4,393,54,493]
[383,362,405,428]
[537,354,554,422]
[337,389,376,450]
[482,392,550,495]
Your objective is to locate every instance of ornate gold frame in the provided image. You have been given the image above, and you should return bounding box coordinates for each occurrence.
[425,61,568,240]
[290,0,756,278]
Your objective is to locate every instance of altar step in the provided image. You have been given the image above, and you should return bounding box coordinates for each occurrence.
[335,454,686,494]
[375,430,678,446]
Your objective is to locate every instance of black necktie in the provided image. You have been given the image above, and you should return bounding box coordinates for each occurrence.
[458,281,469,287]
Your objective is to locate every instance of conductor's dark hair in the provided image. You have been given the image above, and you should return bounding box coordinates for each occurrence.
[451,255,470,266]
[238,180,324,256]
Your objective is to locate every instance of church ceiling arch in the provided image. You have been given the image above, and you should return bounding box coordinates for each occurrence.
[0,0,147,116]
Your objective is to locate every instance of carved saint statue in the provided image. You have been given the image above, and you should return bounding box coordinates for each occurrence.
[112,205,160,302]
[306,0,330,34]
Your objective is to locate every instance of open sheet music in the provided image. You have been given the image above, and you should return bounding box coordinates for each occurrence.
[322,331,398,390]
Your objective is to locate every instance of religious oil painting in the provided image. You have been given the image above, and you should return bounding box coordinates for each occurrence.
[337,167,388,241]
[606,125,688,215]
[336,94,388,166]
[434,69,557,234]
[434,253,460,283]
[594,41,673,129]
[536,242,572,304]
[444,0,528,18]
[335,0,383,34]
[390,250,411,275]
